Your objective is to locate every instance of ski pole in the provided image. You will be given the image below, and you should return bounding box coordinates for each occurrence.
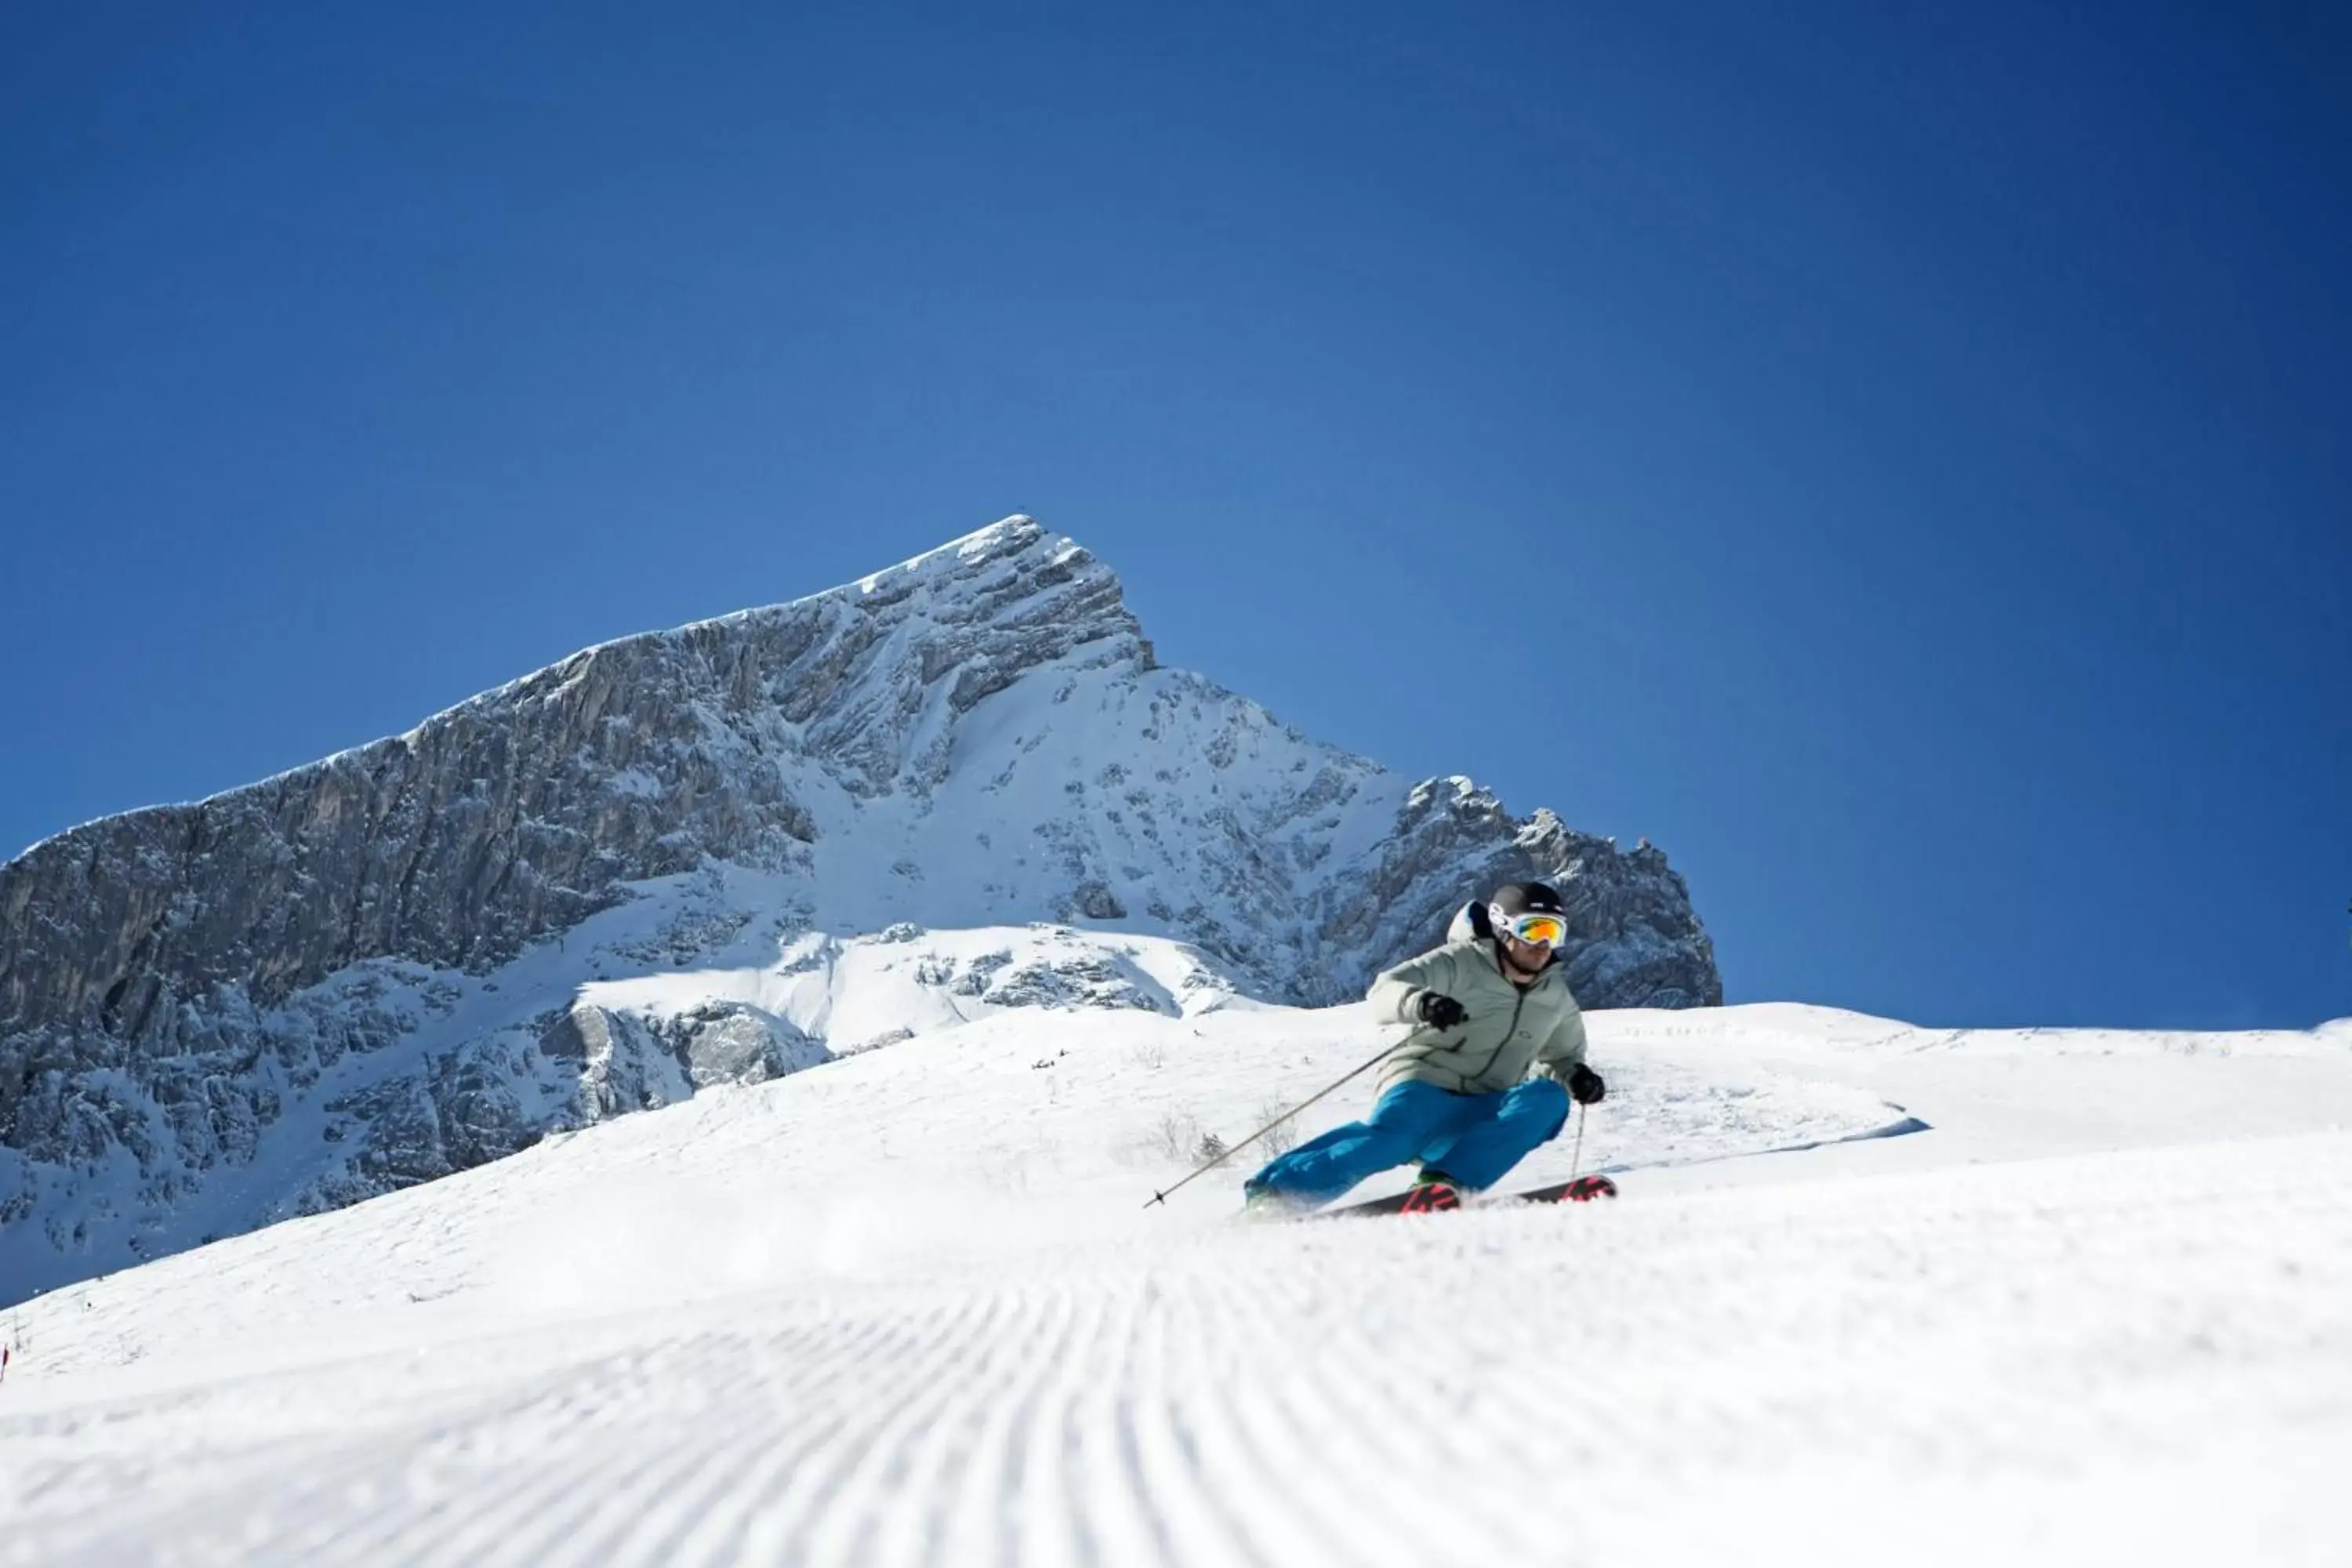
[1142,1034,1400,1208]
[1568,1099,1586,1179]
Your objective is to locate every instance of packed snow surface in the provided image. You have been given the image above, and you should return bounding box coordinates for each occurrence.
[4,993,2350,1566]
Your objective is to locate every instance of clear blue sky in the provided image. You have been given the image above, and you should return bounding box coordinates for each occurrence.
[4,1,2347,1029]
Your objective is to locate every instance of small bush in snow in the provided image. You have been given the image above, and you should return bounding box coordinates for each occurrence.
[1254,1100,1301,1158]
[1145,1111,1199,1163]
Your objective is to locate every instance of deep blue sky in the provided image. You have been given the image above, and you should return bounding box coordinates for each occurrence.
[4,2,2347,1029]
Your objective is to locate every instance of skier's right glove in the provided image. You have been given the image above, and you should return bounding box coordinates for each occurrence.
[1417,991,1468,1030]
[1566,1063,1606,1105]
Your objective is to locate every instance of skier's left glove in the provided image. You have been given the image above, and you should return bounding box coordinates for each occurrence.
[1416,992,1468,1031]
[1566,1064,1606,1105]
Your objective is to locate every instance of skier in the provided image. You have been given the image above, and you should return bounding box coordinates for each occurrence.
[1244,880,1605,1215]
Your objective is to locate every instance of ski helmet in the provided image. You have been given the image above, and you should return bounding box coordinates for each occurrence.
[1486,880,1569,956]
[1489,881,1566,920]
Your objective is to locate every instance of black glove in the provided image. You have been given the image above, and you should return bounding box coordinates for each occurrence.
[1416,991,1468,1030]
[1566,1063,1606,1105]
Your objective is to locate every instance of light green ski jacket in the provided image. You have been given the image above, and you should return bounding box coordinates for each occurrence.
[1367,926,1588,1098]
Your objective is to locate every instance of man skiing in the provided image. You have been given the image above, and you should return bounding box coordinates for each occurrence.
[1244,880,1605,1215]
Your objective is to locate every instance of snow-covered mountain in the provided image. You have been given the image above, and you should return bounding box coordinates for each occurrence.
[5,997,2348,1565]
[0,517,1715,1305]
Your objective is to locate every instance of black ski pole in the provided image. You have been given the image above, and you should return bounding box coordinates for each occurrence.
[1142,1034,1399,1208]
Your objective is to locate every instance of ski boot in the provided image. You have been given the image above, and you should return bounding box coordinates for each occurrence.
[1396,1171,1464,1214]
[1241,1182,1316,1221]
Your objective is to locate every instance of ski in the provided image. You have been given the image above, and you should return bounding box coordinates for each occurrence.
[1321,1171,1617,1218]
[1518,1173,1619,1203]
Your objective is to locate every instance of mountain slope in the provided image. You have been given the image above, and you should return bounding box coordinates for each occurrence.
[0,517,1715,1303]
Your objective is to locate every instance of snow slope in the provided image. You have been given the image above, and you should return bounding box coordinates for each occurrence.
[4,999,2349,1566]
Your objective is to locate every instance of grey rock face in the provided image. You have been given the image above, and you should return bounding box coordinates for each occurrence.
[0,516,1716,1303]
[1338,782,1718,1011]
[3,522,1136,1032]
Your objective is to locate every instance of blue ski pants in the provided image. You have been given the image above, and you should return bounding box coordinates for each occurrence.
[1247,1077,1571,1205]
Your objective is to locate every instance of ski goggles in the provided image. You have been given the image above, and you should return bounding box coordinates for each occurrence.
[1493,909,1568,947]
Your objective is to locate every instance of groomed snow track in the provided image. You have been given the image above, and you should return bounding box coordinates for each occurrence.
[10,1127,2350,1567]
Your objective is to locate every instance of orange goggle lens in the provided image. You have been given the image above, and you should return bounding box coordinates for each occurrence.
[1501,913,1566,947]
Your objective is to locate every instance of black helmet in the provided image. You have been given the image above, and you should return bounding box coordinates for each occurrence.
[1483,880,1569,964]
[1489,881,1565,919]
